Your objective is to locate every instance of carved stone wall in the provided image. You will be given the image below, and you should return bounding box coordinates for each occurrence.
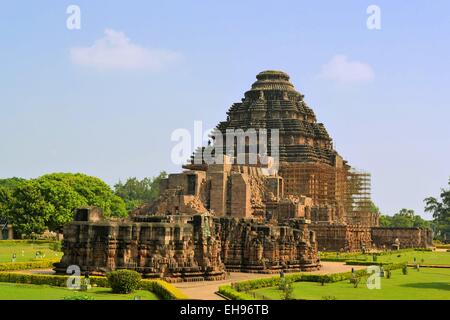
[309,224,373,252]
[56,208,320,279]
[371,227,433,249]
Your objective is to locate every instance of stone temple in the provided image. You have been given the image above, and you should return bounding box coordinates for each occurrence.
[56,71,432,280]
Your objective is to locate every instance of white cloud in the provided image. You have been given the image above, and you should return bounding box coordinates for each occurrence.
[318,55,374,83]
[70,29,181,71]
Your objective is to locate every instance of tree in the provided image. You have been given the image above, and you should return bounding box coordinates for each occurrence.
[5,180,53,236]
[0,173,127,237]
[114,172,167,211]
[379,209,430,228]
[37,173,127,218]
[425,178,450,242]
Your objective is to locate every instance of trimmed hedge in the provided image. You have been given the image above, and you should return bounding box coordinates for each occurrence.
[0,240,58,245]
[0,259,60,271]
[0,272,186,299]
[0,272,108,287]
[435,244,450,249]
[142,280,189,300]
[219,285,256,300]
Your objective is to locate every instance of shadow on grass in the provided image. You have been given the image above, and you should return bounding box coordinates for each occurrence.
[400,282,450,291]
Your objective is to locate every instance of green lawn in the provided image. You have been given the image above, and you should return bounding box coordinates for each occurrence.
[0,282,160,300]
[0,242,63,263]
[322,250,450,265]
[252,268,450,300]
[376,251,450,265]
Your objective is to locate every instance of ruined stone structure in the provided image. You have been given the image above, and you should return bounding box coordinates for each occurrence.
[371,227,433,249]
[57,70,432,279]
[56,207,319,279]
[176,70,431,251]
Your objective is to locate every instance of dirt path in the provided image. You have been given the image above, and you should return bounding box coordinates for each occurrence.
[172,262,366,300]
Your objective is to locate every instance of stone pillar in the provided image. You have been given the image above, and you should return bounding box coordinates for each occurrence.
[7,224,13,240]
[230,173,251,218]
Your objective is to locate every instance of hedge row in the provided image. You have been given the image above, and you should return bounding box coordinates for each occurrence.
[0,272,187,300]
[435,244,450,249]
[321,257,368,262]
[0,272,109,287]
[141,280,188,300]
[219,285,256,300]
[345,261,408,269]
[0,259,60,271]
[0,240,58,245]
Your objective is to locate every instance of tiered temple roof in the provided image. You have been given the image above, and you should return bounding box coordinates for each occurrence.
[191,70,340,166]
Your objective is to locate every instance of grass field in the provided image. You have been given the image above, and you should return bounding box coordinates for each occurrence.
[322,250,450,265]
[376,251,450,265]
[252,268,450,300]
[0,242,63,263]
[0,282,160,300]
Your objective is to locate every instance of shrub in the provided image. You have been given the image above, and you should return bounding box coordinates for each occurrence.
[386,270,392,279]
[106,270,141,294]
[278,278,294,300]
[350,276,360,288]
[402,264,408,275]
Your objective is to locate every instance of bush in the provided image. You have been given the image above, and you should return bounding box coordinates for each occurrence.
[106,270,141,294]
[278,278,294,300]
[350,276,361,288]
[402,265,408,275]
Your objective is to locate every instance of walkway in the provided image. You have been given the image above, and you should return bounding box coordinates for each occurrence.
[172,262,366,300]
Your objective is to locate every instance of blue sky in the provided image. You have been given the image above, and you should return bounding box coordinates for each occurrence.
[0,0,449,217]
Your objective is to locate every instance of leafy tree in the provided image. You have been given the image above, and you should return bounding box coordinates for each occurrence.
[114,172,167,211]
[0,178,24,221]
[0,177,25,189]
[37,173,127,218]
[0,173,127,237]
[379,215,393,227]
[425,178,450,242]
[5,180,53,235]
[379,209,430,228]
[35,178,85,232]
